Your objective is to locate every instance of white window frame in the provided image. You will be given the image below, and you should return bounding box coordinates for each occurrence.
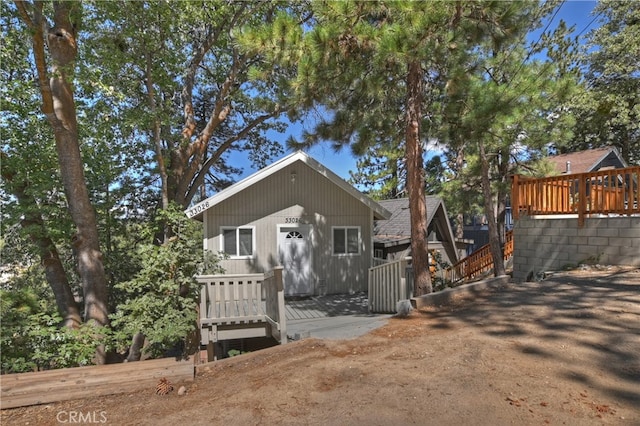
[332,226,361,256]
[220,226,255,259]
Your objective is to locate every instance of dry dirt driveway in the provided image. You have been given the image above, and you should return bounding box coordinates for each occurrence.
[3,267,639,425]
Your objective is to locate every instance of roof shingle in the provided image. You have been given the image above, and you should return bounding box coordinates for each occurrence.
[546,147,627,174]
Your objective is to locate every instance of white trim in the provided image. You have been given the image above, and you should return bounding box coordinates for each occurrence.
[331,226,362,256]
[219,226,256,259]
[591,146,629,171]
[277,223,314,296]
[277,222,313,234]
[276,223,314,248]
[185,151,391,220]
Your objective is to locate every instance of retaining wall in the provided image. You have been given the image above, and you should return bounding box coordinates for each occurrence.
[513,215,640,281]
[1,358,194,409]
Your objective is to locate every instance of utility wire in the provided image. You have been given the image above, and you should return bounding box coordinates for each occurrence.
[503,9,603,110]
[495,0,566,101]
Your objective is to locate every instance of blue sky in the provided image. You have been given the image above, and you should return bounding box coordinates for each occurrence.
[234,1,599,182]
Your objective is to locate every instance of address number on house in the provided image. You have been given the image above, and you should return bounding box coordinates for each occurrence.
[285,217,304,223]
[186,202,210,218]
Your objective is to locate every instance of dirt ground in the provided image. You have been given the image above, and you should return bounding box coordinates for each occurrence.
[3,266,639,425]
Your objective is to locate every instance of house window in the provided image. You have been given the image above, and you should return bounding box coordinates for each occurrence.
[221,227,254,258]
[333,227,361,255]
[286,231,304,239]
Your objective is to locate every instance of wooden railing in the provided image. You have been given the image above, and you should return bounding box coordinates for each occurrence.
[447,230,514,284]
[372,257,389,267]
[197,267,287,348]
[512,166,640,226]
[263,267,287,343]
[368,257,412,313]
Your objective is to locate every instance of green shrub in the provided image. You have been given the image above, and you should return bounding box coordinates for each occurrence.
[1,289,109,373]
[109,203,223,358]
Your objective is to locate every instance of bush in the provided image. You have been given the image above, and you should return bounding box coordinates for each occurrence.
[1,289,109,373]
[109,203,223,358]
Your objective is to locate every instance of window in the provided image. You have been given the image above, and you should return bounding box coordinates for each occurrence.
[221,227,254,258]
[333,227,361,255]
[286,231,304,239]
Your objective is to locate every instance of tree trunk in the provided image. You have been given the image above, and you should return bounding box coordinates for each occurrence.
[478,142,505,277]
[19,1,111,363]
[1,161,82,329]
[496,147,510,266]
[454,147,465,240]
[126,332,146,362]
[405,60,432,296]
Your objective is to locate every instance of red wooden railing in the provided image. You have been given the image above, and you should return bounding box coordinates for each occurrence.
[447,230,514,284]
[512,166,640,226]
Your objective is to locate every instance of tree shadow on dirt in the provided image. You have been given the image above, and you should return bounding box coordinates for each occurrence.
[416,268,640,406]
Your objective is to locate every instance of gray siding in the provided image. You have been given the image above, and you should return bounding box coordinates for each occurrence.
[204,161,373,294]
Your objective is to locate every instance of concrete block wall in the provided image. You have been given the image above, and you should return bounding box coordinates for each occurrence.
[513,216,640,282]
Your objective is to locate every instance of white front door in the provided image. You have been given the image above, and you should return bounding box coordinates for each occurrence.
[278,225,313,296]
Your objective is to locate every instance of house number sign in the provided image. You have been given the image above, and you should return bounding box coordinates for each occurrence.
[285,217,304,223]
[186,201,210,218]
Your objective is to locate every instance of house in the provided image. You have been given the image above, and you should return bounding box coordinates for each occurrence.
[545,146,628,175]
[463,147,629,252]
[186,151,391,297]
[373,197,461,267]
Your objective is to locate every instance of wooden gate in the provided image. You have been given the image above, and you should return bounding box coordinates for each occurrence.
[368,257,412,313]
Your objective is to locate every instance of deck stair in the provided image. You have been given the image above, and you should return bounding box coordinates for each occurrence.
[446,230,514,284]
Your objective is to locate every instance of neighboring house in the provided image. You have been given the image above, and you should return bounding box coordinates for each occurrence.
[186,151,390,297]
[373,197,461,267]
[463,147,629,252]
[545,146,628,175]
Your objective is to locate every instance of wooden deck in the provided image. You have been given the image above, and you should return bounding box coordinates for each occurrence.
[512,166,640,226]
[284,293,369,320]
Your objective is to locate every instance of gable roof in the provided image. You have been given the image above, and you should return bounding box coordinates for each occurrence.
[546,146,628,175]
[185,150,391,221]
[375,197,443,238]
[374,196,458,263]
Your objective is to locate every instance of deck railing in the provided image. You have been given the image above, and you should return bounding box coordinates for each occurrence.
[197,267,287,347]
[447,230,514,284]
[263,267,287,343]
[512,166,640,226]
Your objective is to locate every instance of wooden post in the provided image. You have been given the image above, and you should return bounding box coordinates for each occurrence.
[512,175,520,220]
[272,265,284,292]
[578,175,587,227]
[206,341,215,362]
[274,266,286,344]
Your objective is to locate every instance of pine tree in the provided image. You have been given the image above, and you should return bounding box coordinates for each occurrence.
[568,0,639,164]
[291,1,539,294]
[439,3,578,276]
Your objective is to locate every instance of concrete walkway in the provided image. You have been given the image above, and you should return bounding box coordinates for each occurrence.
[285,293,391,340]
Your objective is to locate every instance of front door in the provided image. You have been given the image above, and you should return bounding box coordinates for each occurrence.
[278,225,313,296]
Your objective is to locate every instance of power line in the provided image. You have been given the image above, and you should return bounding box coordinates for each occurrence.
[496,0,566,100]
[504,9,604,109]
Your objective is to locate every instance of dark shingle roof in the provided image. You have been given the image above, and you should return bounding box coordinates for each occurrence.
[374,196,459,263]
[374,196,443,238]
